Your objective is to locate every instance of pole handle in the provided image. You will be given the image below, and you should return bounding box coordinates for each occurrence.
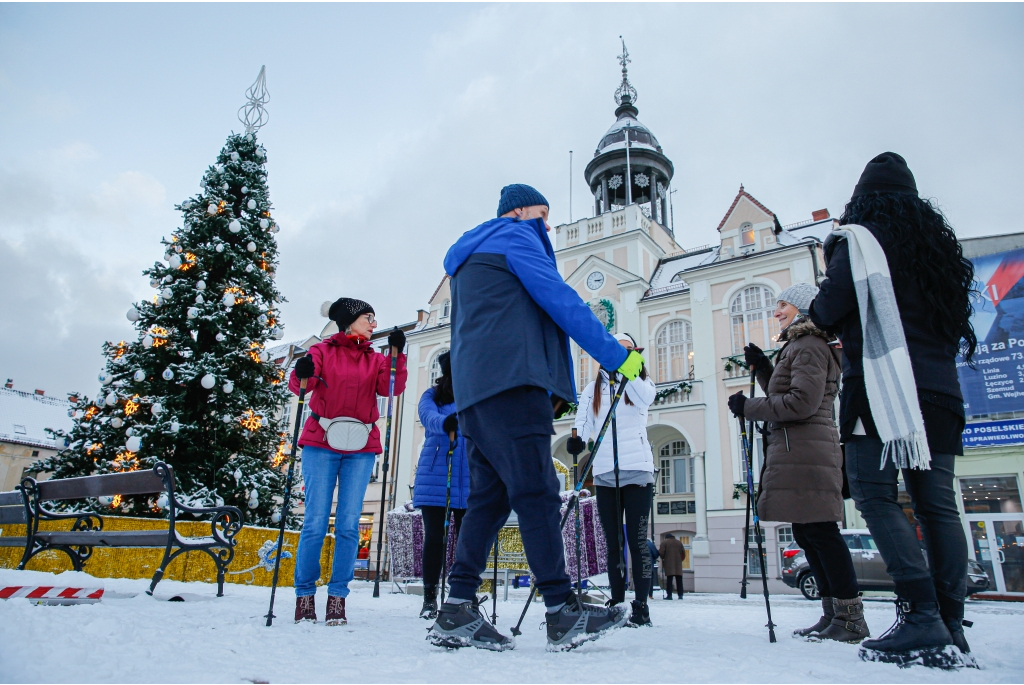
[299,378,307,391]
[448,431,456,442]
[571,428,577,439]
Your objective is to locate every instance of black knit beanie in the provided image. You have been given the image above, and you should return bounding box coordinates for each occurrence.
[437,351,451,378]
[852,152,918,198]
[321,298,374,331]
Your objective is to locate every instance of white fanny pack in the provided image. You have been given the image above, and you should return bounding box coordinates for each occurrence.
[311,412,372,452]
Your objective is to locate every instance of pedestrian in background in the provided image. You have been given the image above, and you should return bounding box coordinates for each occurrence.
[659,533,685,599]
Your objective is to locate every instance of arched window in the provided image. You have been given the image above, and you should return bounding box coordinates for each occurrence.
[578,348,593,389]
[441,299,451,319]
[655,320,693,382]
[730,286,780,353]
[429,348,449,385]
[740,222,755,246]
[659,439,693,494]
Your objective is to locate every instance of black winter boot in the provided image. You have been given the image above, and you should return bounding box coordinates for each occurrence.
[545,593,628,651]
[627,599,652,627]
[420,585,439,620]
[816,596,870,643]
[794,596,834,638]
[938,594,978,668]
[859,600,962,669]
[427,598,515,651]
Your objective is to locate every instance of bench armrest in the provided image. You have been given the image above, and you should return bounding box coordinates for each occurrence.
[173,501,244,546]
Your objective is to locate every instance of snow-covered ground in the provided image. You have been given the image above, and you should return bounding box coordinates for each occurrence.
[1,568,1023,683]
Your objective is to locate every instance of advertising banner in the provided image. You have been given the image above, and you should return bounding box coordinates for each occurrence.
[958,247,1024,418]
[962,419,1024,448]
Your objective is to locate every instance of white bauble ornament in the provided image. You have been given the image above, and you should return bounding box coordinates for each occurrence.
[183,200,192,209]
[142,334,154,348]
[241,186,248,194]
[196,280,206,291]
[163,275,173,283]
[170,421,180,433]
[222,293,235,307]
[247,242,256,252]
[223,414,233,424]
[256,148,266,159]
[98,495,114,507]
[195,294,204,304]
[133,369,145,382]
[215,332,225,342]
[168,255,182,270]
[247,493,259,509]
[99,371,112,385]
[126,307,140,322]
[207,203,217,215]
[187,307,198,319]
[201,373,216,389]
[247,199,257,210]
[68,408,77,418]
[161,287,173,300]
[126,427,134,437]
[111,417,123,428]
[154,297,163,307]
[215,163,224,172]
[215,243,225,253]
[245,264,254,273]
[233,468,242,482]
[228,219,241,233]
[259,351,270,362]
[271,511,281,524]
[151,402,163,415]
[125,436,142,453]
[221,183,228,191]
[175,245,183,254]
[162,368,174,381]
[163,252,171,262]
[258,314,268,324]
[259,218,269,230]
[222,381,234,394]
[157,493,169,510]
[271,224,279,233]
[230,151,240,162]
[150,278,159,288]
[105,392,118,406]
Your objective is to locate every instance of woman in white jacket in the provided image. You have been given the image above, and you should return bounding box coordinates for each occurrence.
[572,333,657,627]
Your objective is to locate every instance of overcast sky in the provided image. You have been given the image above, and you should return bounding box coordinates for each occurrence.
[1,2,1022,398]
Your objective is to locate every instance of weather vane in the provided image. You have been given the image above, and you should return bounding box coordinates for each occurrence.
[238,65,270,134]
[614,37,637,106]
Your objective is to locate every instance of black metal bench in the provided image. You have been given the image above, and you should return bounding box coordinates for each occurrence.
[17,462,244,596]
[0,489,30,558]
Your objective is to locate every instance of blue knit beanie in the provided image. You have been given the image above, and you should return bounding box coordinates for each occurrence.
[497,184,549,218]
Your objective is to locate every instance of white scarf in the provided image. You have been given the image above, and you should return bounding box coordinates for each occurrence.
[833,224,931,470]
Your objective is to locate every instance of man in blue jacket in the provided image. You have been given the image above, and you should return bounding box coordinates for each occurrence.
[427,184,644,652]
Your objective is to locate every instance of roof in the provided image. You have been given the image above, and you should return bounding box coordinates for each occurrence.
[597,114,661,154]
[777,218,835,246]
[428,275,449,306]
[267,339,309,366]
[0,387,73,450]
[648,247,719,290]
[716,185,774,232]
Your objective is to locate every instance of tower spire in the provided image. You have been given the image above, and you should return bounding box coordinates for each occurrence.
[614,37,637,107]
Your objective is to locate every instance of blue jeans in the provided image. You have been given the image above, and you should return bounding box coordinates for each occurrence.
[294,445,376,598]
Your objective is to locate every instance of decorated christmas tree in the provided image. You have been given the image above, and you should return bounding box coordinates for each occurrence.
[37,67,297,527]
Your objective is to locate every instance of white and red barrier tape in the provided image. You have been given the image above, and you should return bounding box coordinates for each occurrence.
[0,586,104,600]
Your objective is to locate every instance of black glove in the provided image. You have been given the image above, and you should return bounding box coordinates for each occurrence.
[442,414,459,435]
[566,435,586,455]
[743,343,768,372]
[387,327,406,352]
[727,391,747,418]
[294,355,315,380]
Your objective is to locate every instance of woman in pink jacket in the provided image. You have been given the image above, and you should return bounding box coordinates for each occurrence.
[289,297,407,625]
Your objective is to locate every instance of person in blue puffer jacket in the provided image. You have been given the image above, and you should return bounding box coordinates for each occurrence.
[413,351,468,620]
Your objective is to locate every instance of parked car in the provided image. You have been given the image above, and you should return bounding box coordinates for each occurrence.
[781,529,991,600]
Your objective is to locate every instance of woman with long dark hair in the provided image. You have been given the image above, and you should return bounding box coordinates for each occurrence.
[810,153,977,667]
[412,351,468,620]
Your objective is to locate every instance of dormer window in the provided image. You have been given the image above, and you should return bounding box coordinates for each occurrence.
[740,222,755,246]
[441,299,451,320]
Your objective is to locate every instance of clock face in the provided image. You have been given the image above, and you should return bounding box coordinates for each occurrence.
[586,271,605,291]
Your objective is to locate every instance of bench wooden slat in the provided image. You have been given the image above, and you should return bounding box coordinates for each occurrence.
[0,537,27,547]
[36,530,172,547]
[0,506,27,524]
[0,491,23,506]
[36,470,167,501]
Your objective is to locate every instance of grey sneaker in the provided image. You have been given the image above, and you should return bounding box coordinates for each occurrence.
[427,599,515,651]
[545,593,628,651]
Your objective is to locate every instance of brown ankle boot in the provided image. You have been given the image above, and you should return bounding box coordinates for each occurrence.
[325,595,347,626]
[795,596,834,638]
[295,595,316,623]
[817,596,870,643]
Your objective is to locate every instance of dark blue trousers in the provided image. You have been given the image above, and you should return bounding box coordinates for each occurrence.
[447,386,571,606]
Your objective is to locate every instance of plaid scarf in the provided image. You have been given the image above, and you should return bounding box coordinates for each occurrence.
[834,224,932,470]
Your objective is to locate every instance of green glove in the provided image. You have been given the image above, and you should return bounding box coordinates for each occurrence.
[617,350,645,381]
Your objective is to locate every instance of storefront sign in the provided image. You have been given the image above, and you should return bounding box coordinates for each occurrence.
[962,419,1024,448]
[957,247,1024,418]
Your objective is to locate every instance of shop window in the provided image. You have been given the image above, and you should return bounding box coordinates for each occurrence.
[655,320,693,382]
[960,475,1023,514]
[730,286,780,353]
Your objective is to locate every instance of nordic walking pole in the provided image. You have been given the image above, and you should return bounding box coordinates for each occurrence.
[738,408,777,643]
[372,338,400,598]
[570,427,583,602]
[491,540,499,624]
[440,431,456,602]
[511,375,630,636]
[612,397,626,581]
[740,367,755,599]
[266,346,305,626]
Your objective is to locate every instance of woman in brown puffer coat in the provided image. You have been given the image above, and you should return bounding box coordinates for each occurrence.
[727,283,869,643]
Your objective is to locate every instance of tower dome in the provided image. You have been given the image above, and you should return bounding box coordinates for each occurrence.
[584,39,674,228]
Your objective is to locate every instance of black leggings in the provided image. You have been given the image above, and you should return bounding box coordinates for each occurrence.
[420,505,465,590]
[791,521,859,600]
[595,484,653,603]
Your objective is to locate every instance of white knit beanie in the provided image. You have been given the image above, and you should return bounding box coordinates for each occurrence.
[776,283,819,314]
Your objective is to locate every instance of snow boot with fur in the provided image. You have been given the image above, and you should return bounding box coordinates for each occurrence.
[420,585,439,620]
[794,596,834,638]
[325,595,346,626]
[294,595,316,623]
[816,596,870,643]
[427,598,515,651]
[545,593,628,651]
[859,600,962,669]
